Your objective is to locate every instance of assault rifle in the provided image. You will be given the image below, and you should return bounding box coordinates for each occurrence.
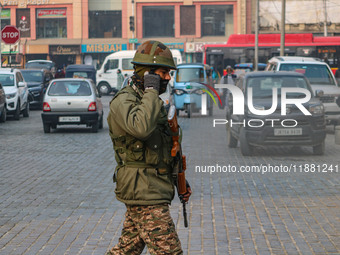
[167,105,188,228]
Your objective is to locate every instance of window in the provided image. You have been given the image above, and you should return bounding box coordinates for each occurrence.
[106,59,119,70]
[122,58,134,70]
[89,11,122,38]
[279,64,335,85]
[0,9,11,30]
[36,9,67,38]
[176,68,205,83]
[143,6,174,37]
[201,5,233,36]
[180,6,195,35]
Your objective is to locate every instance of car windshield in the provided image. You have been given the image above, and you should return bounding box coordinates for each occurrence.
[21,71,43,82]
[176,68,205,83]
[0,74,15,86]
[279,63,335,85]
[48,81,92,96]
[26,62,54,70]
[246,76,310,99]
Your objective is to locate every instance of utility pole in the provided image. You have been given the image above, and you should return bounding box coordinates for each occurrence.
[280,0,286,56]
[254,0,259,71]
[324,0,328,36]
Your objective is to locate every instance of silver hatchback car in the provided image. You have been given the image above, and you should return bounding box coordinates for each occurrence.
[41,78,104,133]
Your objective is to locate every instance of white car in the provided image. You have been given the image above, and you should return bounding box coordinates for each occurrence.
[41,78,104,133]
[266,56,340,125]
[0,68,29,120]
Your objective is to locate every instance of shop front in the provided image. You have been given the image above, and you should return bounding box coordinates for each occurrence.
[81,43,128,69]
[49,45,81,68]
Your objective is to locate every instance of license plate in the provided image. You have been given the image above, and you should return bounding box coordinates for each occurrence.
[59,116,80,122]
[274,128,302,136]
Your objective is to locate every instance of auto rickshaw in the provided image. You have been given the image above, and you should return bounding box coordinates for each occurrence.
[172,63,213,118]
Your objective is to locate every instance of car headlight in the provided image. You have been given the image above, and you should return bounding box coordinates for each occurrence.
[309,104,324,114]
[174,89,185,95]
[6,93,16,99]
[194,89,204,95]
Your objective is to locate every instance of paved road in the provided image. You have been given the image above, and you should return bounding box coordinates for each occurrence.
[0,96,339,255]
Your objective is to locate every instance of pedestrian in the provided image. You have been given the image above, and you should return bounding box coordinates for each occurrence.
[106,40,192,255]
[116,69,124,91]
[219,65,237,109]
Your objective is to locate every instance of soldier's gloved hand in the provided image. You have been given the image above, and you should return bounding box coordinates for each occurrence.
[182,180,192,203]
[144,72,160,93]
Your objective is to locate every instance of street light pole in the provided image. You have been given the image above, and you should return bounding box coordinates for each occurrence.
[280,0,286,56]
[254,0,259,71]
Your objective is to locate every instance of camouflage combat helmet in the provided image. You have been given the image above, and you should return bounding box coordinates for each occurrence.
[131,40,177,70]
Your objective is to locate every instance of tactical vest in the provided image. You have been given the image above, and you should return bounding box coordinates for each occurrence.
[109,85,175,205]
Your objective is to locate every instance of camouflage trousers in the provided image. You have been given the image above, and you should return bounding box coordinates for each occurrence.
[106,204,183,255]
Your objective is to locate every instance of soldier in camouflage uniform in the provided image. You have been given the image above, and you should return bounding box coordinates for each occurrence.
[106,40,192,255]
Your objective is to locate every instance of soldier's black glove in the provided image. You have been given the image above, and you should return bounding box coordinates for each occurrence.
[144,72,160,93]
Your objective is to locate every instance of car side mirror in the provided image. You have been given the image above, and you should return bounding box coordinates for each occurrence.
[315,90,324,98]
[18,81,25,87]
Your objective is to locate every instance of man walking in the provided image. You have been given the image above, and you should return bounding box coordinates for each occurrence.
[106,40,191,255]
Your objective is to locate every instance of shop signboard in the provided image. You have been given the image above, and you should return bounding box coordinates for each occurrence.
[37,9,66,18]
[81,44,127,53]
[49,45,80,55]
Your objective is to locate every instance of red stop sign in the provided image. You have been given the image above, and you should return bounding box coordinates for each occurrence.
[1,25,20,44]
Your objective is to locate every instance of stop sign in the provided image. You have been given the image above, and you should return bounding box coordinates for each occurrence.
[1,25,20,44]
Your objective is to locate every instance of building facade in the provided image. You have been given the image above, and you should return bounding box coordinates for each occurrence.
[1,0,339,68]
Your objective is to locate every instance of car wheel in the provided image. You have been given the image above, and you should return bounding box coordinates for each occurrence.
[0,106,6,123]
[98,83,111,95]
[99,113,104,129]
[240,127,253,156]
[313,141,325,155]
[13,101,20,120]
[43,122,51,133]
[23,102,30,117]
[227,123,238,148]
[92,121,99,133]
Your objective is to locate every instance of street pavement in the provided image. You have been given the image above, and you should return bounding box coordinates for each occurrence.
[0,95,339,255]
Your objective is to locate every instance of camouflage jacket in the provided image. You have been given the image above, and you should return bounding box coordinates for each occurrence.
[107,82,175,205]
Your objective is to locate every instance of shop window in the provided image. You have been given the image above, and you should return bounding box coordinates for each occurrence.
[36,9,67,39]
[1,9,11,30]
[180,6,195,35]
[201,5,233,36]
[143,6,174,37]
[89,11,122,38]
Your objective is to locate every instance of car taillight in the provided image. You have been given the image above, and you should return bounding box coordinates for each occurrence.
[43,102,51,112]
[88,102,97,111]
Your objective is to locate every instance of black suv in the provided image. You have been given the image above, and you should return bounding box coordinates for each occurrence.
[226,71,326,156]
[21,69,54,109]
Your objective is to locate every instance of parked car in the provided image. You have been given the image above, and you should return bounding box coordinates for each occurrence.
[226,71,326,156]
[41,78,104,133]
[0,68,29,120]
[0,82,6,122]
[266,56,340,125]
[20,69,54,109]
[25,60,56,75]
[172,63,213,117]
[65,64,96,84]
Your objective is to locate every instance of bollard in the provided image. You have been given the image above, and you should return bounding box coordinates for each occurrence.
[335,126,340,145]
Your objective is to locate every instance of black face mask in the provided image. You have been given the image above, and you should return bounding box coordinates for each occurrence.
[159,79,169,94]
